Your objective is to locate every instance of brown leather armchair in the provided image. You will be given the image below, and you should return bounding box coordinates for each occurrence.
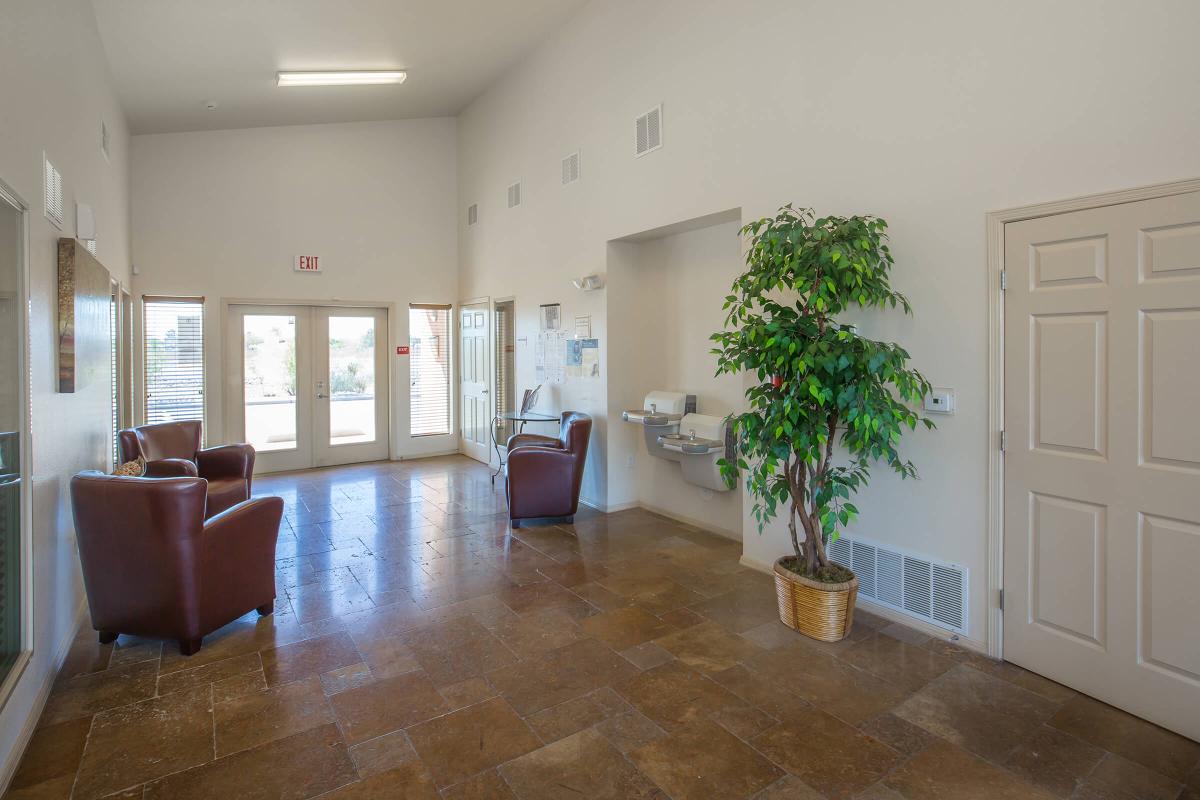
[70,472,283,655]
[119,420,255,517]
[505,412,591,527]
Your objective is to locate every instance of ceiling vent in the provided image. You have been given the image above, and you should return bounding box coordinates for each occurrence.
[507,181,522,209]
[43,154,64,230]
[467,203,478,226]
[635,105,663,157]
[561,151,581,185]
[828,533,968,636]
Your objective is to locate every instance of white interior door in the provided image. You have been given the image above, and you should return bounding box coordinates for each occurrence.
[1003,190,1200,740]
[227,304,389,473]
[459,301,491,463]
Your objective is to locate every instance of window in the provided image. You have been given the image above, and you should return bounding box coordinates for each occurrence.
[409,304,451,436]
[143,296,205,427]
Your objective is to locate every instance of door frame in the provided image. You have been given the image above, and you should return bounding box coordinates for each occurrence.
[491,295,517,461]
[220,297,398,468]
[457,295,492,464]
[0,177,34,712]
[985,176,1200,660]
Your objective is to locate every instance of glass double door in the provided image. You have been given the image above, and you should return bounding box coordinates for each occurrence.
[228,305,389,473]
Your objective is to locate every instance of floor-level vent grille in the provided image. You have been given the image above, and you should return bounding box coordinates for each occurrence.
[828,534,968,635]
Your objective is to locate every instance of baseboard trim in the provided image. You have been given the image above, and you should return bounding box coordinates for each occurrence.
[636,501,741,542]
[578,498,740,541]
[0,599,89,794]
[738,553,988,655]
[393,448,462,462]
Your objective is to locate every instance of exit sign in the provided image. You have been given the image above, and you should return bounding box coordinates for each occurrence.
[396,345,410,355]
[294,255,321,273]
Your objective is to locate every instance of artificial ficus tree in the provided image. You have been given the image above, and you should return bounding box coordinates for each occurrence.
[712,206,934,580]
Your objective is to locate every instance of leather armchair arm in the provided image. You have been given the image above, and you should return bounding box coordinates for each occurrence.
[506,433,560,450]
[197,444,255,481]
[201,496,283,616]
[506,446,575,519]
[144,458,199,478]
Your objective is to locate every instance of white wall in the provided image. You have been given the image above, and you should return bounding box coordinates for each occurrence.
[131,119,459,458]
[606,218,744,536]
[457,0,1200,645]
[0,0,132,781]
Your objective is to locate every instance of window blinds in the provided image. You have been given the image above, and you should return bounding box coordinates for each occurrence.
[409,304,451,436]
[143,297,205,427]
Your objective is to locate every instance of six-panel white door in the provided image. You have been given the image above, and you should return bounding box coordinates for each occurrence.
[459,301,491,464]
[1003,191,1200,740]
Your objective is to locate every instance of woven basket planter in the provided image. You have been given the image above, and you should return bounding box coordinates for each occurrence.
[773,557,859,642]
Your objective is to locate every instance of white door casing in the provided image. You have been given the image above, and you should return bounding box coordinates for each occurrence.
[1002,190,1200,740]
[459,301,490,464]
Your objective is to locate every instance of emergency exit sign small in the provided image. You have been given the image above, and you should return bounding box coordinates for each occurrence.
[294,255,321,273]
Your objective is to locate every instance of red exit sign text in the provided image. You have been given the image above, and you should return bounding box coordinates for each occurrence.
[294,255,321,273]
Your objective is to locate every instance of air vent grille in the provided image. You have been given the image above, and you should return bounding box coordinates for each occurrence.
[43,155,64,230]
[467,204,478,226]
[101,121,111,162]
[635,105,663,157]
[561,151,580,185]
[827,534,968,635]
[507,182,521,208]
[85,240,97,255]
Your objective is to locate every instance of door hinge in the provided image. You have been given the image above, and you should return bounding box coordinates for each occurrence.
[1000,271,1008,291]
[998,588,1005,611]
[999,430,1007,452]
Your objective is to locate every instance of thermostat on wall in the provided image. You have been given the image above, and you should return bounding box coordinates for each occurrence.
[924,388,955,414]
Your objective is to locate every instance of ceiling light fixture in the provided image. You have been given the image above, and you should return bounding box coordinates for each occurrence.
[276,70,407,87]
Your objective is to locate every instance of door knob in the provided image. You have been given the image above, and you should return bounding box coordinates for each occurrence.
[317,393,329,399]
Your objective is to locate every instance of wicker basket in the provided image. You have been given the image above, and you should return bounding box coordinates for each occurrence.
[773,558,859,642]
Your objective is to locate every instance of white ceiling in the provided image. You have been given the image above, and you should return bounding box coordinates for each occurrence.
[91,0,588,134]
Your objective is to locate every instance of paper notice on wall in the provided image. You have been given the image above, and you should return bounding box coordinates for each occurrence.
[536,329,567,384]
[566,338,600,379]
[574,314,591,339]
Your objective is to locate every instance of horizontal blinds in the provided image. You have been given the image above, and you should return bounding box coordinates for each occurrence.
[409,304,451,436]
[144,297,205,426]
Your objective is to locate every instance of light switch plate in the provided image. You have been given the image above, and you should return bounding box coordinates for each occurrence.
[924,388,955,414]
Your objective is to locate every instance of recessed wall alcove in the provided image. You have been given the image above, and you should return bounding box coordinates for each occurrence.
[605,208,745,539]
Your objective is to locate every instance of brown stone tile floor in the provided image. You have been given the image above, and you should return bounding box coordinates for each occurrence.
[6,455,1199,799]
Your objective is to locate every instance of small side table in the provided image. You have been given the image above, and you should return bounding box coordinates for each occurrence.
[491,411,560,484]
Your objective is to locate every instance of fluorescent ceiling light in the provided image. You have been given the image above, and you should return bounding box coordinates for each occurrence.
[277,70,407,87]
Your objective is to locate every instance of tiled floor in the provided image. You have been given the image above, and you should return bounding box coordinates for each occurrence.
[7,455,1200,799]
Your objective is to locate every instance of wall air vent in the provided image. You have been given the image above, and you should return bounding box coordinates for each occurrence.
[467,203,478,226]
[635,105,663,157]
[561,151,580,185]
[101,120,111,163]
[507,182,522,209]
[827,534,968,635]
[43,154,64,230]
